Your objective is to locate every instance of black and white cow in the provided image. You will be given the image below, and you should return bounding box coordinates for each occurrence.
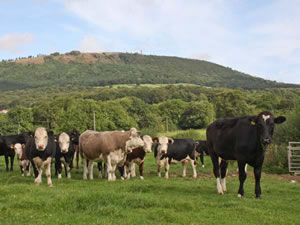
[0,132,31,171]
[25,127,56,186]
[206,111,286,198]
[153,137,197,179]
[54,132,74,179]
[195,140,209,168]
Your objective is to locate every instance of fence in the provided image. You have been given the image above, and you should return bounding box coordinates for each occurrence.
[287,142,300,175]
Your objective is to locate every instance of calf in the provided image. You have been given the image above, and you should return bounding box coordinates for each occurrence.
[79,128,144,181]
[14,143,31,176]
[206,111,285,198]
[25,127,56,186]
[68,128,80,169]
[55,132,74,179]
[154,137,197,179]
[0,132,31,171]
[195,140,209,168]
[125,135,153,180]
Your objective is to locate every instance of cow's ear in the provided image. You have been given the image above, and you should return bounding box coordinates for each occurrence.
[168,138,174,144]
[10,144,15,149]
[248,116,257,126]
[274,116,286,124]
[152,137,159,143]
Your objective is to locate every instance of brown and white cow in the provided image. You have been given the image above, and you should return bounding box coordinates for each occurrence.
[79,128,144,181]
[14,143,31,176]
[124,135,153,180]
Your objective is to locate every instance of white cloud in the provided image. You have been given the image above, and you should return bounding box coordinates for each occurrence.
[0,33,34,53]
[78,36,102,52]
[62,0,300,84]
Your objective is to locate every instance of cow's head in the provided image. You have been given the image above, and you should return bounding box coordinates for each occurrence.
[142,135,153,153]
[59,132,70,153]
[34,127,48,151]
[153,136,174,154]
[125,128,144,152]
[70,128,80,145]
[14,143,23,160]
[249,111,286,145]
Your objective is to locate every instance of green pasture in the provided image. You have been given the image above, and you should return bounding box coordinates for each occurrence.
[0,152,299,225]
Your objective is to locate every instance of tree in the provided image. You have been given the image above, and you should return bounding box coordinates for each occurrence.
[7,106,33,132]
[179,101,215,129]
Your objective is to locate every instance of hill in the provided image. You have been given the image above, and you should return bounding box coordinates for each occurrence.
[0,51,299,91]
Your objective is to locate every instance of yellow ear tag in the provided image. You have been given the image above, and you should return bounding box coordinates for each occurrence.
[54,139,58,142]
[251,121,256,126]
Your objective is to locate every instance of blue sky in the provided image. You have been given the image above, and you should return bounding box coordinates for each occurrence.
[1,0,300,84]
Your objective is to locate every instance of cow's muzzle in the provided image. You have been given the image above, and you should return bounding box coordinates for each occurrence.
[262,138,271,145]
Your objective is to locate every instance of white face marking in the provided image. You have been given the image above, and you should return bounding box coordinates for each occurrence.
[262,114,271,122]
[34,127,48,151]
[59,132,70,153]
[157,136,169,154]
[14,143,22,159]
[142,135,153,153]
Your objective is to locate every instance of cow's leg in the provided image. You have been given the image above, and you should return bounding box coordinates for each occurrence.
[88,160,94,180]
[82,158,88,180]
[157,163,161,177]
[44,157,53,187]
[131,163,136,178]
[254,165,262,199]
[56,159,63,179]
[26,162,31,176]
[4,155,9,172]
[97,162,103,178]
[237,161,247,198]
[118,166,125,180]
[211,153,223,195]
[220,159,228,192]
[65,162,71,179]
[139,161,144,180]
[111,163,117,181]
[106,154,114,181]
[33,157,43,185]
[182,160,187,177]
[190,159,197,178]
[126,162,132,179]
[165,160,169,179]
[200,153,205,168]
[10,155,14,171]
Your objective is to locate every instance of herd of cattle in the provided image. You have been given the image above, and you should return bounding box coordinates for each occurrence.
[0,111,286,199]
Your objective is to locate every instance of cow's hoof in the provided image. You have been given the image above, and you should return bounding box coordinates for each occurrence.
[140,176,144,180]
[58,174,62,179]
[120,176,125,180]
[48,183,53,187]
[218,191,224,195]
[22,174,25,177]
[256,195,263,199]
[237,194,243,198]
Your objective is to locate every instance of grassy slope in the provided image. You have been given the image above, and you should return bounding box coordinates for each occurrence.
[0,155,299,225]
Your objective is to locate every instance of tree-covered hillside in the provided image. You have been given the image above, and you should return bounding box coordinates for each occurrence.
[1,51,298,91]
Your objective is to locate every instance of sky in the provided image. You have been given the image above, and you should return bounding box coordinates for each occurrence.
[0,0,300,84]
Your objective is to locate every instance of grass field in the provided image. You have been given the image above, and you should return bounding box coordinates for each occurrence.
[0,154,299,225]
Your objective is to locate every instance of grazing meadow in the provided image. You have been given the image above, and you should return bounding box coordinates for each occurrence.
[0,152,299,225]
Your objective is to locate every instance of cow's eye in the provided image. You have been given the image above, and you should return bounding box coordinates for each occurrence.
[44,136,47,139]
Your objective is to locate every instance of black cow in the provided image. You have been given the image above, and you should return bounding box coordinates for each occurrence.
[153,137,197,179]
[54,132,75,179]
[195,140,209,168]
[0,132,31,171]
[68,128,80,169]
[206,111,286,198]
[25,127,56,186]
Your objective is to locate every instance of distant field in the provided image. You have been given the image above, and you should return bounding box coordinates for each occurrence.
[0,153,299,225]
[96,83,203,89]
